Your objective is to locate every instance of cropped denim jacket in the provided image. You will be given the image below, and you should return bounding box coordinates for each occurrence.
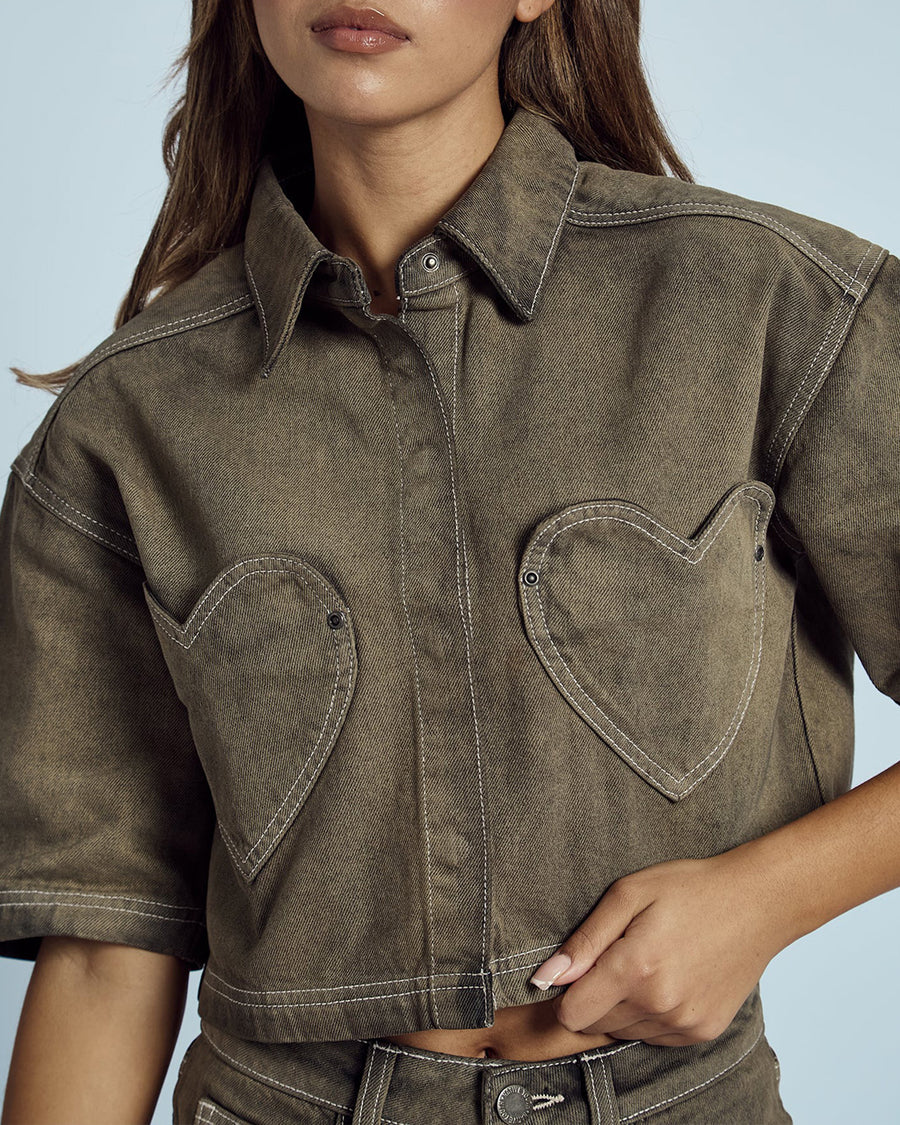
[1,105,897,1043]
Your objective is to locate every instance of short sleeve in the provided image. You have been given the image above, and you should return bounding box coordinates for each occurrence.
[0,465,217,970]
[775,250,900,705]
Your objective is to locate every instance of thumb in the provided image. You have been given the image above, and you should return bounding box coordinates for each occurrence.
[528,897,633,991]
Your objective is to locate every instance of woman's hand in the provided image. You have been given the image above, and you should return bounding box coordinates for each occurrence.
[528,852,788,1046]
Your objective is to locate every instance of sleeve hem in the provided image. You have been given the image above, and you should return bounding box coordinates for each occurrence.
[0,889,209,970]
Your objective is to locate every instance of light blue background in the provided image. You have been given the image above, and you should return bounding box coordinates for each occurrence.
[1,2,897,1122]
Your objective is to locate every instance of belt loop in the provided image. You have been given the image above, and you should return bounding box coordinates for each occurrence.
[350,1041,398,1125]
[579,1052,621,1125]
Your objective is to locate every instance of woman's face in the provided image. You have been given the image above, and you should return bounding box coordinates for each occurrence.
[250,0,555,127]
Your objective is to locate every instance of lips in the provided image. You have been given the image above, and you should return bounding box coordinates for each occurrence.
[311,5,409,39]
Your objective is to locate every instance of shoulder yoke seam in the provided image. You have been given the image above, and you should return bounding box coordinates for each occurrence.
[69,291,254,393]
[762,241,888,489]
[9,462,142,566]
[9,290,253,566]
[565,201,882,300]
[18,289,254,490]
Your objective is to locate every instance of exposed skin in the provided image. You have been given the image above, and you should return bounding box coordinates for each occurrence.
[250,0,622,1058]
[2,936,189,1124]
[251,0,900,1063]
[8,5,897,1115]
[252,0,559,317]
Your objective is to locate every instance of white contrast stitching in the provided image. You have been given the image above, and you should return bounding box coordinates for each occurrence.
[531,1092,566,1110]
[492,955,559,977]
[521,487,770,797]
[372,1037,640,1069]
[528,162,582,315]
[599,1061,617,1123]
[619,1023,764,1121]
[144,556,354,881]
[0,888,203,913]
[383,340,440,1023]
[407,328,492,1017]
[0,897,205,926]
[245,260,270,357]
[368,1047,393,1124]
[377,315,489,1020]
[194,1096,250,1125]
[145,556,334,647]
[403,267,476,297]
[200,991,755,1125]
[261,253,331,376]
[451,283,461,438]
[356,1049,377,1123]
[54,294,254,415]
[199,1034,358,1119]
[439,163,580,318]
[12,467,142,564]
[201,975,487,1009]
[203,964,486,997]
[582,1056,604,1119]
[528,500,766,791]
[16,469,137,550]
[398,234,476,298]
[491,942,560,965]
[12,291,253,560]
[764,243,885,481]
[568,203,877,296]
[201,952,550,1007]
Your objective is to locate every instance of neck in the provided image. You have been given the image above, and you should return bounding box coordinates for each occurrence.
[302,90,507,305]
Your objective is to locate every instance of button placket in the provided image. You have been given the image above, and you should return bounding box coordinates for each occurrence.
[340,304,494,1030]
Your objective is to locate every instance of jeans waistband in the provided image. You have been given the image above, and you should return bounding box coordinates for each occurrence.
[197,983,765,1125]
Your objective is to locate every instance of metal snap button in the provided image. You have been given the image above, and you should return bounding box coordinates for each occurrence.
[421,252,440,271]
[754,544,764,562]
[522,570,539,586]
[496,1083,532,1123]
[326,610,345,629]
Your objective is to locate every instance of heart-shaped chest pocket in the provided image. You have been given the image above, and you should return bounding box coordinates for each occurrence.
[517,481,776,800]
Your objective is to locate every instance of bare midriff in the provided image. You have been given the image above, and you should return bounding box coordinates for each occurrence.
[382,995,617,1060]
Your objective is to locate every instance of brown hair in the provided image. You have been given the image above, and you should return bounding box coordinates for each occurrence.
[12,0,693,392]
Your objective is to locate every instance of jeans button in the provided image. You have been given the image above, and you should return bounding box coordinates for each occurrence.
[496,1083,532,1123]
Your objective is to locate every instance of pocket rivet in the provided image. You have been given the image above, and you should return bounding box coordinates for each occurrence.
[326,610,345,629]
[522,570,539,586]
[754,544,764,562]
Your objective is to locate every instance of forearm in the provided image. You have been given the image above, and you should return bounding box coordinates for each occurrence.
[725,757,900,950]
[2,936,189,1125]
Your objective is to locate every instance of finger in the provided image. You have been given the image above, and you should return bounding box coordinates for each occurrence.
[630,1032,695,1047]
[577,1003,655,1038]
[584,1013,696,1047]
[551,942,634,1032]
[595,1017,667,1040]
[529,883,643,990]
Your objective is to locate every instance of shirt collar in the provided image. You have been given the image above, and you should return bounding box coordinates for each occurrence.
[243,105,582,376]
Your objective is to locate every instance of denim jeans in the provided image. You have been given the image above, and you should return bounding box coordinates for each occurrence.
[173,984,791,1124]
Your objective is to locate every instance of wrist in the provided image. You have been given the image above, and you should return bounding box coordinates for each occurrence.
[712,833,813,955]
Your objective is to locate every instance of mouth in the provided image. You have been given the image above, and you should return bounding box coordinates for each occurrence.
[310,5,409,40]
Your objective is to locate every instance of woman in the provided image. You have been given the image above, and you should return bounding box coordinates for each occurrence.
[2,1,898,1122]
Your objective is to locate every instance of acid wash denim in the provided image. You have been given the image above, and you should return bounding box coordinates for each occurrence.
[0,103,896,1119]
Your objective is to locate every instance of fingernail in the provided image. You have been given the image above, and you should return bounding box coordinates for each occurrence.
[529,951,571,990]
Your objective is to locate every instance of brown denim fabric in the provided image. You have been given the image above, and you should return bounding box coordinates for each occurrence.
[172,984,790,1124]
[0,105,897,1053]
